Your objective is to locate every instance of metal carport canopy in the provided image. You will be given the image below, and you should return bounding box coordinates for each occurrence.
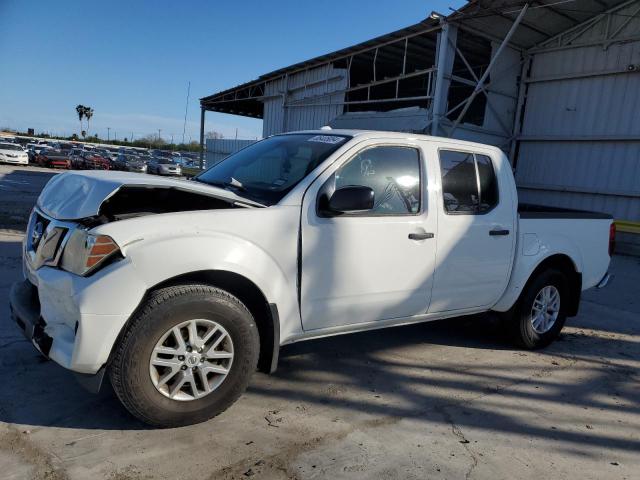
[199,0,633,118]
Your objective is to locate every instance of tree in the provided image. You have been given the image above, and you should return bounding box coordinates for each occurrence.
[205,130,224,140]
[75,105,86,135]
[85,107,94,133]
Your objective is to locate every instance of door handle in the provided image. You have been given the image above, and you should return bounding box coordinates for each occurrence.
[408,232,434,240]
[489,229,510,236]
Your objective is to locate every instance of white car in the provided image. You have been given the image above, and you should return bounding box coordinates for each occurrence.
[0,142,29,165]
[10,130,613,427]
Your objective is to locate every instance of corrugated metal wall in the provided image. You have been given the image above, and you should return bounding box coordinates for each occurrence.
[263,64,347,137]
[515,2,640,249]
[205,138,256,166]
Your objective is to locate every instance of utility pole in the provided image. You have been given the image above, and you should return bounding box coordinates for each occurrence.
[182,81,190,145]
[158,129,162,141]
[107,127,111,141]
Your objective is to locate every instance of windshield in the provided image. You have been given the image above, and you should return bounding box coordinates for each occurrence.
[196,134,350,205]
[0,143,24,151]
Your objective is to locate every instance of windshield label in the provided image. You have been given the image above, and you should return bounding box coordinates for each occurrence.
[307,135,345,144]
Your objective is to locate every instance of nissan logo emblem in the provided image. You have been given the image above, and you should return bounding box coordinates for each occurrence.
[32,221,44,247]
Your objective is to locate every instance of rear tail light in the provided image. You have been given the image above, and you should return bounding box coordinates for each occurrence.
[608,222,616,257]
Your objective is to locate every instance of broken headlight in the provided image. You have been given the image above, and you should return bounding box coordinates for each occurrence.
[61,229,121,276]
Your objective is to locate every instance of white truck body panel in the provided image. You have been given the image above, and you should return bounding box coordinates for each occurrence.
[14,130,612,375]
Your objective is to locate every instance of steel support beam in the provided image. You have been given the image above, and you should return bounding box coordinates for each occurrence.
[199,107,205,169]
[449,3,529,136]
[531,0,639,52]
[510,55,531,166]
[517,134,640,142]
[526,66,640,84]
[282,74,290,133]
[430,22,458,136]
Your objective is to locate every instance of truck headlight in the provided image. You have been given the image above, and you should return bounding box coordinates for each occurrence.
[61,230,121,276]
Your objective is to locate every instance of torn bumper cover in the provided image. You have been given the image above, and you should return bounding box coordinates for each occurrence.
[10,280,51,358]
[10,279,107,393]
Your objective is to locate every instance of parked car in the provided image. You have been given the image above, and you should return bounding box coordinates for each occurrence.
[112,153,129,170]
[147,157,181,176]
[68,148,110,170]
[113,154,146,173]
[27,143,50,155]
[36,150,71,169]
[83,151,111,170]
[10,130,613,428]
[124,157,147,173]
[69,148,85,169]
[0,142,28,165]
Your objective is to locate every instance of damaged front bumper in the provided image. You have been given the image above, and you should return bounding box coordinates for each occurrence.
[10,280,51,357]
[9,279,106,392]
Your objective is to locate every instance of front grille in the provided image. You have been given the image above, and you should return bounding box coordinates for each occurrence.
[29,212,51,251]
[26,209,76,270]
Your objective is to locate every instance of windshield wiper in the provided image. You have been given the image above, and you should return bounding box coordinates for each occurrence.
[205,180,247,193]
[197,178,269,204]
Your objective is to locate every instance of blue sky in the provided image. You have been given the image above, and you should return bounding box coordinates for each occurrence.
[0,0,463,142]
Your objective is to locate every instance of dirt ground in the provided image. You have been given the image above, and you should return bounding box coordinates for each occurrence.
[0,164,638,479]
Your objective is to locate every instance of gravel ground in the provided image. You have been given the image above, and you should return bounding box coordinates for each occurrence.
[0,164,638,480]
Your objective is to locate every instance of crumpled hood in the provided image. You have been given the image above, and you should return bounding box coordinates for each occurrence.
[37,170,262,220]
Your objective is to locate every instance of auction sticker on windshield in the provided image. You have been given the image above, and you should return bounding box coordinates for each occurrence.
[307,135,346,144]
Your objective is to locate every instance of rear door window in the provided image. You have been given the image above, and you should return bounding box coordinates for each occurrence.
[475,154,498,213]
[438,150,499,214]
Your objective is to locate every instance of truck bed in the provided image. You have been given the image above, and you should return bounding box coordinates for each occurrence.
[518,203,612,220]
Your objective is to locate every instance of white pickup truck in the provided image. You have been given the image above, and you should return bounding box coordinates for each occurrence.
[10,130,613,427]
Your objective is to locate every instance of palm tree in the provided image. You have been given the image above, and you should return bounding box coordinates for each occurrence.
[85,107,94,135]
[76,105,85,135]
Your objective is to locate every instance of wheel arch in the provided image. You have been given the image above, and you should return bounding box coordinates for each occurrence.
[493,253,582,317]
[526,254,582,316]
[110,269,279,375]
[496,253,582,317]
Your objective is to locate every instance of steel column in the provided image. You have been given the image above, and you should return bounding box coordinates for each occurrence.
[199,107,205,169]
[431,22,458,136]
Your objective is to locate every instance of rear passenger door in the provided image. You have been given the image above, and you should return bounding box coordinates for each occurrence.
[429,148,516,312]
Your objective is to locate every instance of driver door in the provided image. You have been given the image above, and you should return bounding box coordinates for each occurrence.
[300,140,437,331]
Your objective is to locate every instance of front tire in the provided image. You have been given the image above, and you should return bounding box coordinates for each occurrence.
[109,284,259,427]
[505,269,568,349]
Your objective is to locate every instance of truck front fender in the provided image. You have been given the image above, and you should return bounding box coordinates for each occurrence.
[123,232,299,339]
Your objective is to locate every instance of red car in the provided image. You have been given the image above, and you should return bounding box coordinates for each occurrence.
[69,149,111,170]
[36,150,72,169]
[82,152,111,170]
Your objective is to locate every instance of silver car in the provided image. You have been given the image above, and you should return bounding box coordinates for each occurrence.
[148,157,182,176]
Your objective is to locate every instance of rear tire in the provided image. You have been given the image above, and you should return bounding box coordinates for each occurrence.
[504,269,568,349]
[109,284,260,428]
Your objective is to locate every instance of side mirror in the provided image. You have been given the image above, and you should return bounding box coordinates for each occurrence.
[324,186,375,214]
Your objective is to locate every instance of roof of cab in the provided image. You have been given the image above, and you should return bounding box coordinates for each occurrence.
[280,129,505,154]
